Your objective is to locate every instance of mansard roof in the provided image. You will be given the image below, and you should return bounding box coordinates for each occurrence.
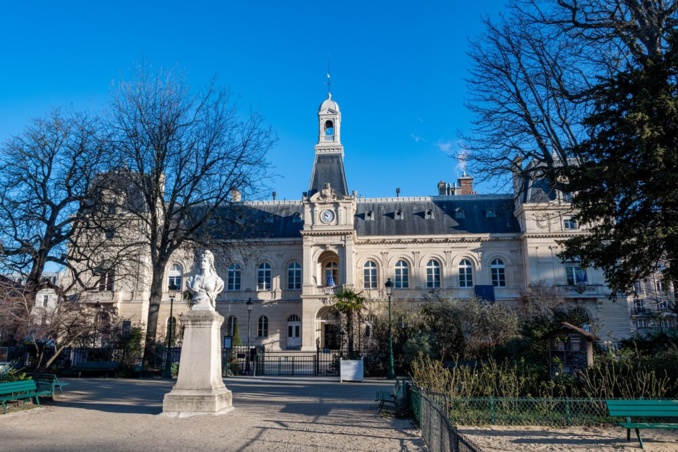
[355,195,521,236]
[209,194,520,240]
[208,201,305,240]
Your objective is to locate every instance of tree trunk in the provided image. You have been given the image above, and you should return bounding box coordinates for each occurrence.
[143,266,166,369]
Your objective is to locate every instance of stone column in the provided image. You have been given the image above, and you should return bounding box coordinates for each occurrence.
[162,310,232,417]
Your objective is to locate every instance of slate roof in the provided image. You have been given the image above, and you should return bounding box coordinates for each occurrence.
[307,154,349,197]
[355,195,521,236]
[209,194,520,240]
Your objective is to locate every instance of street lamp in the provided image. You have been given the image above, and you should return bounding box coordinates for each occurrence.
[163,284,178,379]
[245,298,253,374]
[385,278,395,380]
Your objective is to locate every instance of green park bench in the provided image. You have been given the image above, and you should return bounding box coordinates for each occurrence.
[375,378,406,411]
[0,380,51,414]
[71,361,119,378]
[33,373,69,398]
[606,399,678,449]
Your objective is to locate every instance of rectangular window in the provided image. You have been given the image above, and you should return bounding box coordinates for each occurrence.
[633,299,646,314]
[42,295,49,307]
[227,265,241,291]
[563,218,578,230]
[98,269,115,291]
[565,266,586,286]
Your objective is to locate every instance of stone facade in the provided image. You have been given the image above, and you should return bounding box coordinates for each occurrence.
[79,93,675,352]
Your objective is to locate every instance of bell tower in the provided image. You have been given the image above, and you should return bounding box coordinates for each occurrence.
[308,91,348,197]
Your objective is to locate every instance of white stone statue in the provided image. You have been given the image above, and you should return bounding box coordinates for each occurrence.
[186,250,224,311]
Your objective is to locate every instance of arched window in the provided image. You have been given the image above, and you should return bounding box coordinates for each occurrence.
[288,262,302,290]
[459,259,474,288]
[227,263,241,291]
[395,260,409,289]
[426,259,441,288]
[226,315,237,336]
[325,262,339,287]
[167,263,183,291]
[257,263,272,290]
[257,316,269,337]
[490,259,506,287]
[363,261,378,289]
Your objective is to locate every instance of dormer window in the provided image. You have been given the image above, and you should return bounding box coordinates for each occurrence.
[486,209,496,218]
[365,211,374,221]
[425,209,434,220]
[292,212,302,223]
[395,210,403,220]
[455,208,465,219]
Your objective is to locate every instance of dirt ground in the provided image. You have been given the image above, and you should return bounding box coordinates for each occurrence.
[3,376,678,451]
[1,376,425,451]
[458,424,678,451]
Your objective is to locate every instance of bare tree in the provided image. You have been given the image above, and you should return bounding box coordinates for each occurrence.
[107,65,275,366]
[462,0,678,187]
[0,109,141,372]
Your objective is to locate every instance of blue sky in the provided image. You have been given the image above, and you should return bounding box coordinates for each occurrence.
[0,1,507,201]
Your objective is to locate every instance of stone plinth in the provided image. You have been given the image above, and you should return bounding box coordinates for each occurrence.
[162,310,232,417]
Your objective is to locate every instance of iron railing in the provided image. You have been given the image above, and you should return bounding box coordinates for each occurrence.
[408,384,483,452]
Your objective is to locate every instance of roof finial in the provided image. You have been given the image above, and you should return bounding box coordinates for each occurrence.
[327,56,332,99]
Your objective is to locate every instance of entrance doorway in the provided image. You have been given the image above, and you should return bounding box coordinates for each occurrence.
[287,314,301,349]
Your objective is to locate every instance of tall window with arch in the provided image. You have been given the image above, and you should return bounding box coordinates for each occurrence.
[363,260,378,289]
[325,262,339,287]
[459,259,474,288]
[227,263,241,291]
[167,263,183,291]
[288,262,302,290]
[257,315,269,337]
[426,259,441,289]
[395,260,409,289]
[257,263,271,290]
[490,258,506,287]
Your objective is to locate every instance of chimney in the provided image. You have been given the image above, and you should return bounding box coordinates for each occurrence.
[458,172,474,195]
[272,191,277,200]
[396,187,400,197]
[437,181,447,196]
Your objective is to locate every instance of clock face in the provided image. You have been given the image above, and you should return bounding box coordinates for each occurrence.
[320,209,335,223]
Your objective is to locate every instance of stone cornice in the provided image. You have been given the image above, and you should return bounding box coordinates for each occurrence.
[356,234,521,246]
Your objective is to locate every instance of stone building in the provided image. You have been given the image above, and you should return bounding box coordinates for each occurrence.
[81,92,674,352]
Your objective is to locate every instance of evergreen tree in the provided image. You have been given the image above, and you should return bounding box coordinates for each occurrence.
[561,31,678,303]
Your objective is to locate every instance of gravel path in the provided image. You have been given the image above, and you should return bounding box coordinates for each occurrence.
[1,376,426,451]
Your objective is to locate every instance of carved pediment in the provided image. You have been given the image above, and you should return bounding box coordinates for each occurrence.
[309,182,346,203]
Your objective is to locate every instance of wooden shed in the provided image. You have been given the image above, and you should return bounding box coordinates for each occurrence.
[545,322,600,377]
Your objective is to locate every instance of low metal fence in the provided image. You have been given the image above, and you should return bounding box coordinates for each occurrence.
[408,384,482,452]
[433,395,610,427]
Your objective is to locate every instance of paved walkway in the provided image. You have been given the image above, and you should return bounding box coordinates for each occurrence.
[1,376,427,451]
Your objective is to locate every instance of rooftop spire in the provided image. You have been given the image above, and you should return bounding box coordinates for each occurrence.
[327,56,332,98]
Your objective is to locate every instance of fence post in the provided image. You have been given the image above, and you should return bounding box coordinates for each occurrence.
[566,398,571,427]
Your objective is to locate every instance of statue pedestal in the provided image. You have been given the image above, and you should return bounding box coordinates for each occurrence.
[162,310,232,417]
